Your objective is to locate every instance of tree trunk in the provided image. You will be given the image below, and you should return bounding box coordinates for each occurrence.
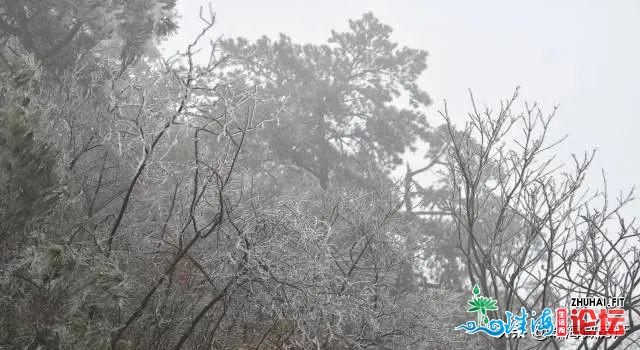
[315,106,329,190]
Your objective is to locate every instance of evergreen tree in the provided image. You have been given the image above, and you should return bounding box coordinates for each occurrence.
[220,13,438,193]
[0,0,177,71]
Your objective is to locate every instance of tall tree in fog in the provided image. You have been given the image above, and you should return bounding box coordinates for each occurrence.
[220,13,440,192]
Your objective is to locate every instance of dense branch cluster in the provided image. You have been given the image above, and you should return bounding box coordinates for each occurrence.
[442,89,640,349]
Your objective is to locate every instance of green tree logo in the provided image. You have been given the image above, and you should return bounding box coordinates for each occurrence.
[467,285,499,326]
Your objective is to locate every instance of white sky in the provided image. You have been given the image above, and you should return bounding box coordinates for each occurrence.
[162,0,639,216]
